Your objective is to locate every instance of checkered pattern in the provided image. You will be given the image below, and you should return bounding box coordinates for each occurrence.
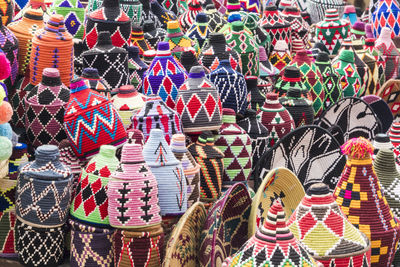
[269,41,292,71]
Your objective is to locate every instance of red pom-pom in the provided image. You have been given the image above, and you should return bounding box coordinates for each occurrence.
[0,101,12,124]
[0,53,10,80]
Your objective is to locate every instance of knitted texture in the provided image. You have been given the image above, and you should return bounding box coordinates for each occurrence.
[281,7,309,48]
[224,200,319,267]
[64,79,127,160]
[15,145,73,227]
[315,52,343,108]
[127,45,148,91]
[143,20,166,50]
[269,40,292,71]
[29,14,73,87]
[354,41,379,96]
[274,65,310,99]
[225,21,259,77]
[83,0,131,50]
[0,11,18,89]
[362,95,393,133]
[260,6,292,53]
[204,5,227,32]
[132,95,182,144]
[58,140,81,197]
[80,68,112,99]
[377,79,400,121]
[307,0,345,24]
[7,9,44,76]
[50,0,85,39]
[332,50,363,97]
[315,9,350,56]
[389,122,400,166]
[112,85,146,128]
[14,0,50,22]
[178,0,202,32]
[364,38,387,93]
[288,183,371,266]
[207,60,247,114]
[375,27,400,81]
[374,149,400,219]
[176,66,222,132]
[253,125,346,191]
[171,134,200,209]
[164,202,206,266]
[69,219,114,267]
[246,76,265,112]
[316,97,382,141]
[342,5,357,25]
[24,68,70,148]
[0,177,17,257]
[257,93,295,148]
[70,145,119,226]
[107,143,162,228]
[8,143,28,180]
[164,20,198,60]
[130,24,151,56]
[9,70,33,129]
[143,42,188,109]
[139,0,163,29]
[114,225,164,266]
[0,0,13,25]
[334,138,400,266]
[198,33,242,73]
[372,0,400,38]
[179,50,204,73]
[187,131,224,202]
[279,88,315,127]
[288,50,325,116]
[16,220,66,267]
[351,21,366,41]
[237,109,268,170]
[150,0,177,29]
[215,108,252,185]
[199,183,252,267]
[143,129,187,216]
[186,13,211,50]
[82,31,130,90]
[119,0,143,24]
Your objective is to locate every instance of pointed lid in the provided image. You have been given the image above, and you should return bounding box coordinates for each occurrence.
[143,128,180,167]
[8,9,44,35]
[180,66,215,90]
[111,143,146,180]
[35,14,73,44]
[288,183,370,258]
[375,148,399,189]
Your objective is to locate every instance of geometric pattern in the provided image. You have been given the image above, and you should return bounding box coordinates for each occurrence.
[50,0,85,39]
[253,125,346,191]
[199,183,251,267]
[9,71,32,129]
[307,0,346,24]
[0,178,16,214]
[16,220,66,267]
[268,40,292,71]
[204,6,227,32]
[0,211,17,256]
[372,0,400,38]
[186,21,211,49]
[214,110,252,184]
[332,50,362,97]
[281,7,309,48]
[375,37,400,81]
[224,200,319,267]
[70,219,114,267]
[378,79,400,121]
[316,97,382,141]
[178,0,202,32]
[0,18,19,89]
[333,152,400,266]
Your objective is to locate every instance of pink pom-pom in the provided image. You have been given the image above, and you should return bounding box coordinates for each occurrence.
[0,101,13,124]
[0,53,10,80]
[341,137,374,159]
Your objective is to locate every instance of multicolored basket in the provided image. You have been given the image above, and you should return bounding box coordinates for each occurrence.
[307,0,345,24]
[107,143,162,228]
[279,87,315,127]
[8,142,28,181]
[164,202,207,266]
[188,131,224,203]
[131,95,182,144]
[70,145,119,226]
[248,167,305,237]
[164,20,198,60]
[199,183,252,267]
[186,12,212,50]
[50,0,85,39]
[0,9,18,89]
[375,27,400,81]
[130,24,151,56]
[80,67,112,99]
[171,134,201,208]
[0,177,17,257]
[69,219,114,267]
[127,45,148,91]
[378,78,400,121]
[372,0,400,38]
[334,138,400,266]
[268,40,292,71]
[143,20,166,50]
[178,0,202,32]
[29,14,73,87]
[143,129,187,216]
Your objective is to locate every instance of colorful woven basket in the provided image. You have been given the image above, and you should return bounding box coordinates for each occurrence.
[80,67,112,99]
[364,38,387,92]
[108,143,162,228]
[29,14,73,87]
[0,177,17,257]
[223,200,319,267]
[82,31,130,91]
[143,42,188,109]
[215,108,252,186]
[64,79,127,160]
[253,125,346,191]
[84,0,131,50]
[307,0,345,24]
[9,73,33,129]
[186,12,212,50]
[16,219,66,266]
[207,60,247,114]
[127,45,148,91]
[164,202,207,266]
[131,95,182,144]
[279,87,315,127]
[188,131,224,203]
[70,145,119,226]
[268,40,292,71]
[171,134,201,208]
[114,224,164,267]
[198,32,241,73]
[0,15,19,90]
[0,0,13,25]
[316,97,382,141]
[69,219,114,267]
[354,40,379,96]
[248,167,305,237]
[274,65,310,99]
[288,183,371,267]
[281,7,309,48]
[246,76,265,112]
[7,9,44,76]
[24,68,70,148]
[130,24,151,56]
[176,66,222,132]
[199,183,252,267]
[8,143,28,181]
[143,129,187,216]
[14,0,50,21]
[179,0,202,32]
[164,20,198,60]
[372,0,400,38]
[362,95,393,133]
[375,27,400,81]
[15,145,72,227]
[143,20,167,50]
[50,0,85,39]
[378,78,400,121]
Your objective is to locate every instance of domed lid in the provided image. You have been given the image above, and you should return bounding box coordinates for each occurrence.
[180,66,215,90]
[171,134,188,153]
[89,0,130,21]
[315,51,330,63]
[352,21,365,32]
[81,68,101,79]
[114,85,137,97]
[180,50,200,72]
[231,20,244,31]
[143,128,180,166]
[167,20,183,35]
[227,12,241,23]
[111,143,147,180]
[8,9,44,35]
[196,12,208,24]
[127,129,144,145]
[143,19,156,33]
[34,14,73,44]
[324,8,340,21]
[208,32,227,45]
[338,49,355,63]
